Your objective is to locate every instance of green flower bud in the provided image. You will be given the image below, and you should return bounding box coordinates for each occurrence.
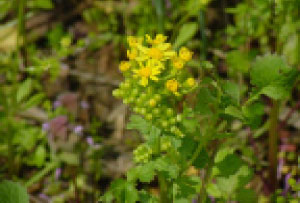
[176,114,182,122]
[166,108,174,117]
[149,99,156,107]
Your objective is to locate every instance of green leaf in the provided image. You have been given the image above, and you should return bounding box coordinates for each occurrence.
[224,106,243,120]
[216,154,243,177]
[223,81,240,105]
[174,23,198,49]
[127,115,151,135]
[226,50,250,73]
[22,93,44,110]
[32,145,46,167]
[58,152,79,165]
[174,176,201,200]
[236,188,257,203]
[196,87,218,116]
[154,157,179,179]
[127,162,156,183]
[17,79,32,103]
[193,149,209,169]
[242,102,265,128]
[0,180,29,203]
[261,85,288,100]
[29,0,53,9]
[125,182,139,203]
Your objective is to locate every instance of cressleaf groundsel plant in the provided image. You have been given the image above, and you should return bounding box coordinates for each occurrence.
[101,33,300,202]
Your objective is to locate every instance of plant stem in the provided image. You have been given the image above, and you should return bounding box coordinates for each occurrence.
[158,172,169,203]
[17,0,27,67]
[198,8,207,60]
[153,0,165,34]
[199,143,219,203]
[268,100,279,192]
[25,161,59,187]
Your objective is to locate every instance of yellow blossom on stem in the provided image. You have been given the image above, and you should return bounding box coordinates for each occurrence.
[186,78,196,87]
[146,34,167,45]
[127,49,138,60]
[127,36,143,48]
[179,47,193,61]
[133,61,161,86]
[172,57,184,70]
[166,79,179,93]
[119,61,131,72]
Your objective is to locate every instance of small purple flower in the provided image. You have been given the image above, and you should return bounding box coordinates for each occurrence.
[42,122,50,131]
[55,168,62,180]
[74,125,83,135]
[86,137,94,146]
[277,158,284,179]
[39,193,50,201]
[80,101,89,109]
[283,173,292,195]
[53,100,62,109]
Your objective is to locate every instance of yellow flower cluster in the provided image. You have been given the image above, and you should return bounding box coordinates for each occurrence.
[113,34,197,140]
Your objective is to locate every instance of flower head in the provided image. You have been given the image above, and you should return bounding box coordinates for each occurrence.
[146,34,167,45]
[166,79,179,93]
[127,36,143,48]
[119,61,131,72]
[172,57,184,69]
[133,61,161,86]
[127,49,138,60]
[186,78,196,87]
[179,47,193,61]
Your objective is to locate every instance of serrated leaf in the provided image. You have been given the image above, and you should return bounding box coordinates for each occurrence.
[0,180,29,203]
[154,157,179,179]
[174,23,198,49]
[127,162,156,183]
[17,79,32,103]
[174,176,201,201]
[127,115,150,135]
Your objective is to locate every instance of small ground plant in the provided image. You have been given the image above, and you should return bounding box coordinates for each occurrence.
[101,34,299,202]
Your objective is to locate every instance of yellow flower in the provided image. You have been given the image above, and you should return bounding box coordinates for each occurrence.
[146,34,167,45]
[179,47,193,61]
[127,49,138,60]
[166,79,179,93]
[172,57,184,69]
[119,61,131,72]
[186,78,196,87]
[127,36,143,48]
[133,61,161,86]
[137,43,175,61]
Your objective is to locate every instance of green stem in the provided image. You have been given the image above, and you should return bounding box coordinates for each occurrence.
[198,8,207,60]
[199,142,219,203]
[158,173,169,203]
[25,161,59,187]
[268,100,279,192]
[153,0,165,34]
[17,0,27,67]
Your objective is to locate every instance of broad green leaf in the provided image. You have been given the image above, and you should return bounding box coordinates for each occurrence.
[207,183,222,198]
[17,79,32,103]
[127,115,150,135]
[174,23,198,49]
[250,54,290,88]
[32,145,46,167]
[0,180,29,203]
[193,149,209,169]
[226,50,250,74]
[224,106,243,120]
[58,152,79,165]
[127,162,156,183]
[223,81,240,105]
[22,93,44,110]
[125,182,139,203]
[174,176,201,201]
[216,154,243,177]
[236,188,257,203]
[196,87,218,116]
[29,0,53,9]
